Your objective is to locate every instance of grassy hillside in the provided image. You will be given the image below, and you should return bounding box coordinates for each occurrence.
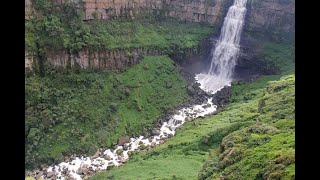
[91,42,295,179]
[25,0,214,171]
[25,56,190,169]
[91,73,294,179]
[83,19,213,52]
[199,74,295,180]
[260,42,295,75]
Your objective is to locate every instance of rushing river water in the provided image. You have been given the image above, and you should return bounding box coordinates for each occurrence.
[31,98,217,180]
[29,0,248,179]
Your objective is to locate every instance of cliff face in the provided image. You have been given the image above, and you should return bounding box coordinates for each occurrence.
[84,0,226,26]
[244,0,295,39]
[32,44,207,72]
[83,0,295,36]
[25,0,295,72]
[42,48,161,70]
[235,0,295,78]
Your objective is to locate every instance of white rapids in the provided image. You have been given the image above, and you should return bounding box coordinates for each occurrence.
[196,0,247,94]
[33,98,218,180]
[29,1,249,179]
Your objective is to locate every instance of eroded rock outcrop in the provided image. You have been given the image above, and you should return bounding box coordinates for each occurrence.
[235,0,295,79]
[84,0,227,26]
[245,0,295,36]
[42,48,161,70]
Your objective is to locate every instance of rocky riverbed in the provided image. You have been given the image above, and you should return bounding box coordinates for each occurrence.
[26,76,231,180]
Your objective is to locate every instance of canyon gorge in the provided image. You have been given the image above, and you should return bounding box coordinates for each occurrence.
[25,0,295,179]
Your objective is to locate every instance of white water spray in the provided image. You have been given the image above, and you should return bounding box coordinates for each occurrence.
[196,0,247,94]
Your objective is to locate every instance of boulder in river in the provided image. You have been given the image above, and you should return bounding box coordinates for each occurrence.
[123,143,129,150]
[151,142,157,147]
[116,149,123,156]
[40,164,48,171]
[35,171,43,179]
[139,144,147,150]
[174,120,182,125]
[46,171,56,178]
[82,165,89,174]
[202,104,212,109]
[77,164,89,175]
[90,149,100,160]
[118,136,130,146]
[152,129,160,136]
[187,86,196,95]
[148,137,153,142]
[118,156,128,163]
[169,126,174,131]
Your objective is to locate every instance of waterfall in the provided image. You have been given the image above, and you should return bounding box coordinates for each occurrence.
[195,0,247,94]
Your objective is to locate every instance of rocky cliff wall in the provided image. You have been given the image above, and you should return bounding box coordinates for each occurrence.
[235,0,295,78]
[42,48,162,70]
[82,0,295,36]
[32,44,208,72]
[25,0,295,72]
[83,0,226,26]
[244,0,295,40]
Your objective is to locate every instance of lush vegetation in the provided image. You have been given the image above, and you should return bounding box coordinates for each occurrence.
[25,56,190,169]
[199,74,295,180]
[92,73,294,180]
[25,2,295,179]
[92,41,295,179]
[26,0,213,75]
[26,12,213,52]
[25,0,214,76]
[260,42,295,75]
[25,0,213,171]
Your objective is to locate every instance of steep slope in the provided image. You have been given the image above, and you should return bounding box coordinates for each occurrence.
[199,74,294,179]
[25,1,214,72]
[25,1,295,178]
[25,56,190,169]
[91,73,294,180]
[91,41,294,179]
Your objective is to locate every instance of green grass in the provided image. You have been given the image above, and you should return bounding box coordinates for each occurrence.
[261,42,295,75]
[26,1,213,53]
[92,74,295,180]
[25,56,190,169]
[26,15,213,54]
[82,19,213,51]
[201,74,295,180]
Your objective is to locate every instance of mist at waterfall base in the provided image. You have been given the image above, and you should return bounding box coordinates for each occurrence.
[195,0,247,94]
